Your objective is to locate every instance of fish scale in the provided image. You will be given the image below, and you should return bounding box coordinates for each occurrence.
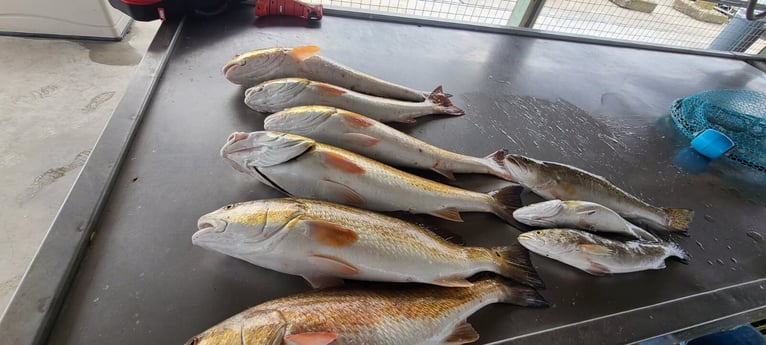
[185,278,548,345]
[193,199,544,289]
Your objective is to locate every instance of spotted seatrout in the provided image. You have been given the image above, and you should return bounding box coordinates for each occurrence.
[184,276,548,345]
[194,198,543,289]
[223,45,433,101]
[244,78,464,123]
[504,154,694,233]
[220,131,523,225]
[264,106,512,181]
[513,200,657,241]
[518,229,688,276]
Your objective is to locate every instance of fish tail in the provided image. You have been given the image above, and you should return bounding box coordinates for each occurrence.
[490,277,549,308]
[664,208,694,233]
[484,149,514,181]
[491,243,545,288]
[668,241,690,264]
[428,86,465,116]
[488,185,526,228]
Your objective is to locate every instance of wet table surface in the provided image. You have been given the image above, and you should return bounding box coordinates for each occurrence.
[46,6,766,345]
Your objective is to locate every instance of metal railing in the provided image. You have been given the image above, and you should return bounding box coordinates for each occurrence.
[322,0,766,55]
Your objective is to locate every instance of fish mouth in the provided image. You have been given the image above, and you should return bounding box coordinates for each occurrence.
[192,218,227,245]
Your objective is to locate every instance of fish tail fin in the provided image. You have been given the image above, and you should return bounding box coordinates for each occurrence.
[490,243,545,288]
[664,208,694,233]
[488,185,527,229]
[491,277,549,308]
[667,241,690,264]
[428,86,465,116]
[483,149,514,181]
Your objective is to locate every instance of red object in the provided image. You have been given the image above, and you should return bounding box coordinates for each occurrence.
[254,0,323,20]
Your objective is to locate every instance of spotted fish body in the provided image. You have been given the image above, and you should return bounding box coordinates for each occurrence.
[518,228,688,276]
[185,277,548,345]
[264,106,512,181]
[504,154,694,233]
[220,131,522,225]
[193,198,543,289]
[244,78,464,123]
[223,45,430,101]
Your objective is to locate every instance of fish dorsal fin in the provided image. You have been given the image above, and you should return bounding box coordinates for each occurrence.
[302,275,345,289]
[343,133,379,147]
[318,179,365,205]
[442,321,480,344]
[433,278,473,287]
[431,167,456,180]
[308,254,360,275]
[288,45,320,62]
[579,244,614,256]
[319,151,365,174]
[427,207,464,222]
[305,220,358,247]
[284,332,338,345]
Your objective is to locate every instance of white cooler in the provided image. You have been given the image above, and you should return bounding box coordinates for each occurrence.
[0,0,132,40]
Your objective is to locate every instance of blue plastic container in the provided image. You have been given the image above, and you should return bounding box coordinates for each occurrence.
[691,129,735,159]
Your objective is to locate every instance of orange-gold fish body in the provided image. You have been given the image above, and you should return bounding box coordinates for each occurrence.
[185,277,548,345]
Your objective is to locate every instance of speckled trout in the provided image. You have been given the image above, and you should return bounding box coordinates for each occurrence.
[504,154,694,233]
[220,131,522,225]
[244,78,463,123]
[184,276,548,345]
[193,198,543,288]
[513,200,657,241]
[518,229,688,276]
[264,106,512,181]
[223,45,432,101]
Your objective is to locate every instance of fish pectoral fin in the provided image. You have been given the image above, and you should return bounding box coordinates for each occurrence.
[304,220,358,247]
[578,244,614,256]
[318,151,365,174]
[584,261,611,276]
[308,254,360,275]
[433,278,473,287]
[343,132,380,147]
[441,321,480,345]
[575,207,598,216]
[284,332,338,345]
[431,167,457,180]
[288,45,320,62]
[318,179,365,205]
[302,276,345,289]
[427,207,464,222]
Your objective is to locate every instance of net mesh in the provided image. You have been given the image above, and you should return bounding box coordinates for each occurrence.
[670,89,766,171]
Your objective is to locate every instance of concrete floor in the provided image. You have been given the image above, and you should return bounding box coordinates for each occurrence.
[0,20,160,315]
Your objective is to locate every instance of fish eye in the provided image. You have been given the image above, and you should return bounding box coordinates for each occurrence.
[187,337,200,345]
[536,231,543,235]
[223,204,235,210]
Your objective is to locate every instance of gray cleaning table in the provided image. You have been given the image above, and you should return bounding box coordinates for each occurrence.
[3,4,766,345]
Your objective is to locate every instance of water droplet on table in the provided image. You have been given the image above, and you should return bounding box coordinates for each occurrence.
[746,231,764,243]
[707,260,713,265]
[716,258,725,265]
[731,257,738,264]
[696,241,705,250]
[704,214,715,223]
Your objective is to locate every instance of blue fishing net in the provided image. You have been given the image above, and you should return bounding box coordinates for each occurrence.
[670,89,766,172]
